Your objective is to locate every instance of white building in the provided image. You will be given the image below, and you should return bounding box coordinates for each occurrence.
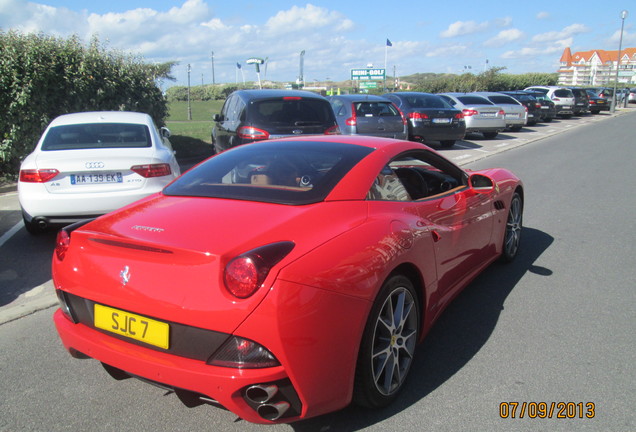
[558,47,636,86]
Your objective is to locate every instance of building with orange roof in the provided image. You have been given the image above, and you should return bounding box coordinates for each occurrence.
[557,47,636,86]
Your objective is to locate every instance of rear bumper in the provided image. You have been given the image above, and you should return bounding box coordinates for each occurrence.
[19,184,165,222]
[54,309,294,424]
[410,123,466,142]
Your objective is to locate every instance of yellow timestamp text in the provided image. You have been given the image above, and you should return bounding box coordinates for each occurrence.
[499,402,595,419]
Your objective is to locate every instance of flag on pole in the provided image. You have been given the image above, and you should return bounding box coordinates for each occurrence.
[386,38,392,47]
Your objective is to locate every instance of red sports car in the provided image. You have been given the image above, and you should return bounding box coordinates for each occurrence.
[52,136,523,424]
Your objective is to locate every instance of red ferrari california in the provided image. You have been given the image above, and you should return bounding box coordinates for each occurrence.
[52,135,523,424]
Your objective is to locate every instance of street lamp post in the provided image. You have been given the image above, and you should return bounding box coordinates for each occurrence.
[611,10,628,113]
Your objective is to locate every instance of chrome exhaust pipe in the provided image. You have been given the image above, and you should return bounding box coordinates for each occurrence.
[245,384,278,404]
[257,401,290,421]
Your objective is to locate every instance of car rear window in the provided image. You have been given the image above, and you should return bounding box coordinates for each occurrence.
[553,89,573,98]
[457,96,494,105]
[163,140,374,205]
[487,95,520,105]
[41,123,151,151]
[246,98,334,126]
[405,95,450,109]
[354,102,400,117]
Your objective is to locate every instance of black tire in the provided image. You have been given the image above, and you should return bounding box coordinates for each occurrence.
[544,117,553,122]
[501,192,523,262]
[440,140,455,148]
[482,131,498,139]
[510,125,522,132]
[591,110,600,114]
[353,274,419,409]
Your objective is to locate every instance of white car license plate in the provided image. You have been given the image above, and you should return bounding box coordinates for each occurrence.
[432,118,451,124]
[480,112,497,117]
[562,106,571,109]
[505,113,520,119]
[71,173,123,185]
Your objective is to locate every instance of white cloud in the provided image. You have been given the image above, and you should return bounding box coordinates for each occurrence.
[440,20,489,38]
[536,12,550,20]
[264,4,354,36]
[532,24,589,43]
[485,28,524,47]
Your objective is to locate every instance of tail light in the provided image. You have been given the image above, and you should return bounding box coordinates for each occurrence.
[590,100,596,105]
[535,102,542,108]
[55,229,71,261]
[524,106,528,112]
[131,163,172,178]
[224,241,295,298]
[454,112,465,120]
[238,126,269,140]
[54,219,94,261]
[498,109,505,116]
[346,103,357,126]
[324,125,341,135]
[19,169,59,183]
[208,336,280,368]
[408,112,429,120]
[552,97,560,101]
[393,104,407,125]
[462,109,479,117]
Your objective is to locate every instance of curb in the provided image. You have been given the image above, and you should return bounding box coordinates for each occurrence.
[0,280,57,325]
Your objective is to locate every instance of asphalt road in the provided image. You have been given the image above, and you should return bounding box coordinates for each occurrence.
[1,109,634,431]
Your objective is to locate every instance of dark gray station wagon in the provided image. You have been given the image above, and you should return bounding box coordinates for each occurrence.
[328,94,407,140]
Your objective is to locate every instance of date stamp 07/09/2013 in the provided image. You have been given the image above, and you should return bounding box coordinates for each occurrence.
[499,402,595,419]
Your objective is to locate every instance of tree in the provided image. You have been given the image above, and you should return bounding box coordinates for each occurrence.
[0,31,174,178]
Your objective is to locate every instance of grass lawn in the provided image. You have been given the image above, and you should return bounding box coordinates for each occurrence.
[166,100,224,161]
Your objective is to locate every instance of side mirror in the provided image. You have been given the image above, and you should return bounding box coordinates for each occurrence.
[213,114,222,122]
[469,173,495,194]
[160,127,171,138]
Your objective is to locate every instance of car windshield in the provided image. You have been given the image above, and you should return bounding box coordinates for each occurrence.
[41,123,151,151]
[164,141,374,205]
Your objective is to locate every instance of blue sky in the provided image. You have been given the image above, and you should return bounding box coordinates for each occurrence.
[1,0,635,87]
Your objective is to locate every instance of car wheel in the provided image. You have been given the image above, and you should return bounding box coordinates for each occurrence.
[591,110,600,114]
[501,192,523,262]
[544,117,553,122]
[353,274,419,409]
[510,125,522,132]
[482,131,498,139]
[440,140,455,148]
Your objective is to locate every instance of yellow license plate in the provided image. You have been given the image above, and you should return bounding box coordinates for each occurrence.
[94,304,170,349]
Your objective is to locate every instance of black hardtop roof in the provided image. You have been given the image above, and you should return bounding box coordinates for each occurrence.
[383,91,437,97]
[329,94,392,102]
[232,89,328,101]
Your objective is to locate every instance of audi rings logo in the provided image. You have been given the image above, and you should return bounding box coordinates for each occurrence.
[85,162,105,169]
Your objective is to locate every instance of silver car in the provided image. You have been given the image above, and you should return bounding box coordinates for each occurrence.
[328,94,407,140]
[524,86,576,118]
[473,92,527,131]
[438,93,506,139]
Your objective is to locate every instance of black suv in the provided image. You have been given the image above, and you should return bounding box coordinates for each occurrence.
[212,90,340,153]
[566,87,590,115]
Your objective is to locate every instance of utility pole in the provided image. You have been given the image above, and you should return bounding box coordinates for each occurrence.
[211,51,215,85]
[187,64,192,121]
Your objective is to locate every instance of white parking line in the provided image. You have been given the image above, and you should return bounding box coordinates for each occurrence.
[0,221,23,248]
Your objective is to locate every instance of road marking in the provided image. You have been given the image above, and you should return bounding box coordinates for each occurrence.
[0,222,22,248]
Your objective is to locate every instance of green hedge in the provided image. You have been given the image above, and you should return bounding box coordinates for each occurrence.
[0,31,174,178]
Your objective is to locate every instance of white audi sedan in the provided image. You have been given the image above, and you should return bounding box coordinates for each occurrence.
[18,111,181,234]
